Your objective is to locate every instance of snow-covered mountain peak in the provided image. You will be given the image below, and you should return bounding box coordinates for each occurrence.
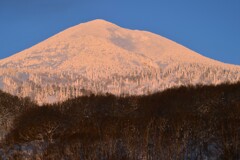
[0,20,223,69]
[79,19,120,28]
[0,19,239,104]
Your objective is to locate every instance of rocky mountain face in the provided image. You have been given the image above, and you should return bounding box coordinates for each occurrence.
[0,19,240,104]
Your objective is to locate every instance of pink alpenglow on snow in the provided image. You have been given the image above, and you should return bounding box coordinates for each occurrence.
[0,19,240,104]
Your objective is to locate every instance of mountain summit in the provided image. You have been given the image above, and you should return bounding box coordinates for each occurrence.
[0,19,234,70]
[0,19,240,104]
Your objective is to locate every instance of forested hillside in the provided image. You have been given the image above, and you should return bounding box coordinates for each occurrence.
[0,82,240,159]
[0,91,35,142]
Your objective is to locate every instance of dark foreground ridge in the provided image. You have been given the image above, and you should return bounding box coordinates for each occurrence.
[0,82,240,159]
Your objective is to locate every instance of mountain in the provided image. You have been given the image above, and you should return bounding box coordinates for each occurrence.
[0,19,240,104]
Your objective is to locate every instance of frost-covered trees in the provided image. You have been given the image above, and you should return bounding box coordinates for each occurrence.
[0,63,240,104]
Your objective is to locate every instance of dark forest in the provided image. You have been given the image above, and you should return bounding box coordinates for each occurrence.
[0,82,240,159]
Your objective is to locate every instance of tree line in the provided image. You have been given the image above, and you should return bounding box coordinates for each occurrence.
[0,82,240,159]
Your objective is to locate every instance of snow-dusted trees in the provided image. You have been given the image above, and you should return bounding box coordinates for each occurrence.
[0,63,240,104]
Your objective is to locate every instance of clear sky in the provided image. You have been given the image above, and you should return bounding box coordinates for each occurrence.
[0,0,239,65]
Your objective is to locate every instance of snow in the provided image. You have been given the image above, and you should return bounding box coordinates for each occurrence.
[0,19,239,104]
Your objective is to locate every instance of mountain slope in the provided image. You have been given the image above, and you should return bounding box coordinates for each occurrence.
[0,19,240,104]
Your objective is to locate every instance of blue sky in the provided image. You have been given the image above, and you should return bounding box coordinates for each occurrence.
[0,0,239,65]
